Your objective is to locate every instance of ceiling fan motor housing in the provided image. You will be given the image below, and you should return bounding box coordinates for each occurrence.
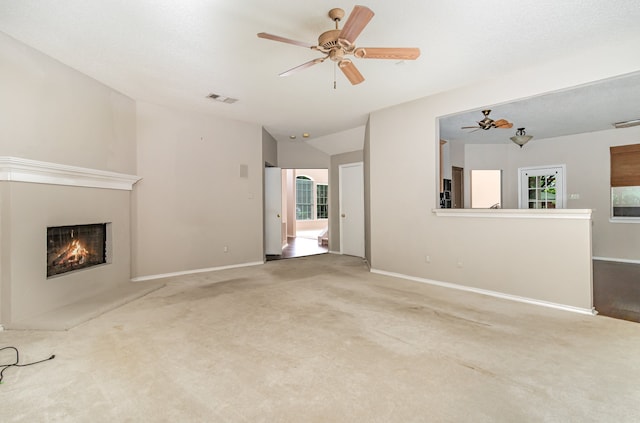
[318,29,341,50]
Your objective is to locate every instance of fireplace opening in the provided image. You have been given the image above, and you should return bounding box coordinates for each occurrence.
[47,223,108,278]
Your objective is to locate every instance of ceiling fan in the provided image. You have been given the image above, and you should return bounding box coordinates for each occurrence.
[461,110,513,131]
[257,5,420,85]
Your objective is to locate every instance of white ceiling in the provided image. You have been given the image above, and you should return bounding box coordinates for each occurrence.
[1,1,640,155]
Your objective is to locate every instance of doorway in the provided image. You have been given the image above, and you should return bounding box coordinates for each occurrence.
[452,166,464,208]
[265,168,329,261]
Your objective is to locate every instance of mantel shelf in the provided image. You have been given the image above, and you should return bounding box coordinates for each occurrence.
[0,156,141,191]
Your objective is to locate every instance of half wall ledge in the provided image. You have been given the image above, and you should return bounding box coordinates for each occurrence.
[432,208,592,219]
[0,156,141,190]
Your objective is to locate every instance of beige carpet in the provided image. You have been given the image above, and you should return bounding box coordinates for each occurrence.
[2,254,640,422]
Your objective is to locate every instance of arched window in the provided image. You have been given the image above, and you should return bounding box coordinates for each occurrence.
[296,176,313,220]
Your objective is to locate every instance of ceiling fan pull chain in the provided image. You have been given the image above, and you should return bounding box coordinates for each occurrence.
[334,63,337,89]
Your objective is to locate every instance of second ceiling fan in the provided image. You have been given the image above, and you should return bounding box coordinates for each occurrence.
[461,110,513,132]
[258,5,420,85]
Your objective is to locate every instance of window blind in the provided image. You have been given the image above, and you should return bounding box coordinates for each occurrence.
[610,143,640,187]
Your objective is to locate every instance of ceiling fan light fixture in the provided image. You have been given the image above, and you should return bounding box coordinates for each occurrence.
[510,128,533,148]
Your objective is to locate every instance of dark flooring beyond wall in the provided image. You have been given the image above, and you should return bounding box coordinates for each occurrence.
[266,236,328,261]
[593,259,640,323]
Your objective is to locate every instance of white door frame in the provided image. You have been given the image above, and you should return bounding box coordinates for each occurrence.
[518,164,566,209]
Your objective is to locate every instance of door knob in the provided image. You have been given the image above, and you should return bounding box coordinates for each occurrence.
[341,213,346,218]
[277,214,280,218]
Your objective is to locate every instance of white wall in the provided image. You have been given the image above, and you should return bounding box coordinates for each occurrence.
[368,38,640,311]
[0,32,136,173]
[464,143,509,207]
[284,169,296,237]
[441,142,452,181]
[0,32,137,325]
[133,102,263,278]
[262,128,278,167]
[277,139,330,169]
[449,140,465,170]
[463,127,640,260]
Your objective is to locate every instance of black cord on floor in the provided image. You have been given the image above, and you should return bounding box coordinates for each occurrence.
[0,346,55,384]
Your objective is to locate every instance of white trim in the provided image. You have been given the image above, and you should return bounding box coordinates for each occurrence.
[130,261,264,282]
[593,256,640,265]
[370,268,596,316]
[432,208,592,219]
[0,156,141,190]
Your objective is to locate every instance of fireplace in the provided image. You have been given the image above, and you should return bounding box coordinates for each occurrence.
[47,223,108,278]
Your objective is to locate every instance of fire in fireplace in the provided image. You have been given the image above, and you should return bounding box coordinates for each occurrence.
[47,224,107,277]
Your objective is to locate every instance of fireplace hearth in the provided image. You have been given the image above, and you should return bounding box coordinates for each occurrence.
[47,224,107,277]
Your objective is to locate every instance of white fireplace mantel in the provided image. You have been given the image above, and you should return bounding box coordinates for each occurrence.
[0,156,141,190]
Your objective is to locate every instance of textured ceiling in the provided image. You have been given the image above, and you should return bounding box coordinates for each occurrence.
[1,1,640,155]
[439,71,640,145]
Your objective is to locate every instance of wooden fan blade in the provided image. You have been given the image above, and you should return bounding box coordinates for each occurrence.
[338,60,364,85]
[461,126,480,129]
[338,5,374,45]
[354,47,421,60]
[279,57,326,77]
[257,32,314,49]
[494,119,514,129]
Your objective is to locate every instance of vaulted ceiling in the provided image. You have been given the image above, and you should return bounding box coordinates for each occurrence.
[1,1,640,155]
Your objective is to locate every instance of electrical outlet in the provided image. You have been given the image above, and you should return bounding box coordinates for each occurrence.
[425,255,431,263]
[456,259,463,268]
[223,246,228,253]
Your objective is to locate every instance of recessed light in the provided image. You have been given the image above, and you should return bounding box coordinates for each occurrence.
[289,135,297,139]
[302,133,310,138]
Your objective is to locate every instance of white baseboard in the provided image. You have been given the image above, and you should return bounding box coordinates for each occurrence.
[131,261,264,282]
[370,268,596,316]
[592,256,640,265]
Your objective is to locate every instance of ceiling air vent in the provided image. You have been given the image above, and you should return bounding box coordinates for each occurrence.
[207,93,238,104]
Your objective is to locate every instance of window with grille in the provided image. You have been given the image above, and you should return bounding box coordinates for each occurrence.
[317,184,328,219]
[611,144,640,219]
[296,176,313,220]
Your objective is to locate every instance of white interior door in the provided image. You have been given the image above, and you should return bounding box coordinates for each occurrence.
[264,167,283,255]
[339,162,364,257]
[518,165,565,209]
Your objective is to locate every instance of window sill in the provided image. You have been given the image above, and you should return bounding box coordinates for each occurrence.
[609,217,640,224]
[432,208,592,220]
